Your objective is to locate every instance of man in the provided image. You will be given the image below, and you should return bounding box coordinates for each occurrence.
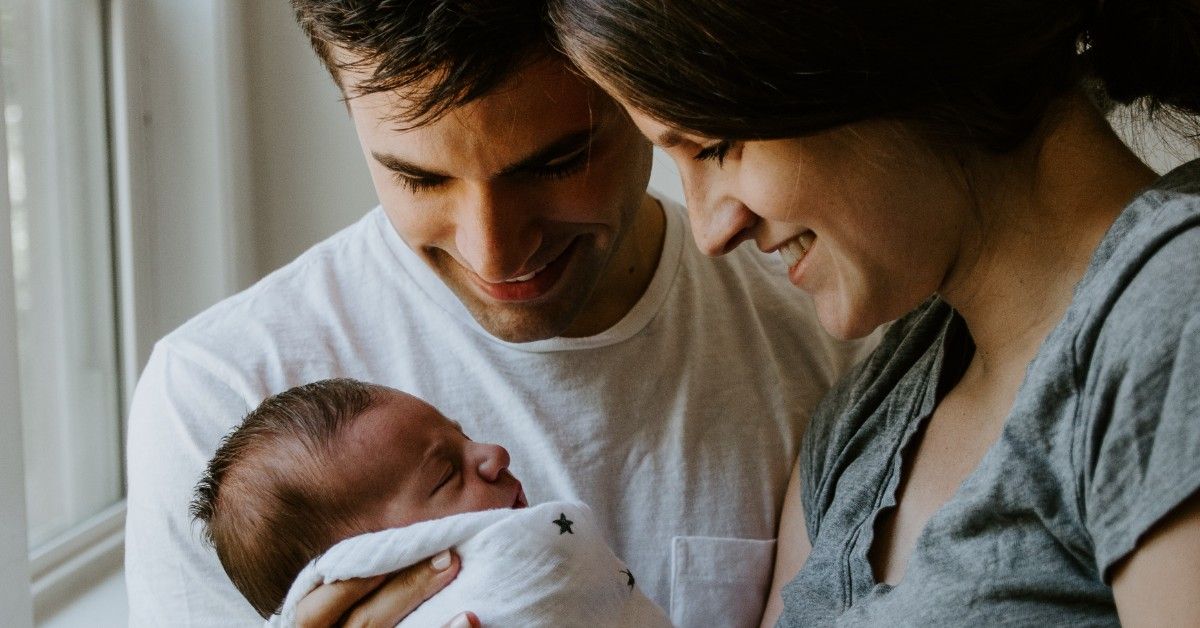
[124,2,866,626]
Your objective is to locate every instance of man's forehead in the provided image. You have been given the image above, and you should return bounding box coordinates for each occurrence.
[333,42,599,121]
[348,58,608,129]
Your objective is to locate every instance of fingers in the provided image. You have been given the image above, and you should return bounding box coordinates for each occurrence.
[441,611,481,628]
[339,550,462,627]
[295,575,387,628]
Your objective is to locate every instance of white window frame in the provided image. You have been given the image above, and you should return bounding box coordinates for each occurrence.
[0,52,35,628]
[7,0,257,619]
[111,0,255,379]
[0,0,119,620]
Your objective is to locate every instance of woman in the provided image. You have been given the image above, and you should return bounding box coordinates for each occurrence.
[549,0,1200,625]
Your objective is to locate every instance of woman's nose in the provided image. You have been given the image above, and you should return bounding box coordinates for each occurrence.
[472,442,511,483]
[690,197,759,257]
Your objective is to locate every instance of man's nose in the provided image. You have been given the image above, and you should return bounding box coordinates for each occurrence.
[455,185,540,281]
[472,442,511,483]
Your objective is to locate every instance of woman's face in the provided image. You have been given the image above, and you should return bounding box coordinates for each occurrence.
[625,108,974,339]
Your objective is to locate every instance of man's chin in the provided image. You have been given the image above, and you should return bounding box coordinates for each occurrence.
[431,247,605,343]
[461,302,582,343]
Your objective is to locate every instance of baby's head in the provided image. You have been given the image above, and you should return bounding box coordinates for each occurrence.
[191,378,527,618]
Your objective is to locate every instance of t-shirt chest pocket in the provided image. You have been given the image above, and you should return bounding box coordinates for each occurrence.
[669,536,776,628]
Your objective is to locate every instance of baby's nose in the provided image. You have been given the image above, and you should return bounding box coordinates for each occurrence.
[474,443,511,482]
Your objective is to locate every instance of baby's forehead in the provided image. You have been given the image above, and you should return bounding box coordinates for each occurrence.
[337,389,468,454]
[321,390,460,479]
[376,389,460,428]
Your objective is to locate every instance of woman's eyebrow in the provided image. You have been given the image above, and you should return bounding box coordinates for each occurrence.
[656,130,684,149]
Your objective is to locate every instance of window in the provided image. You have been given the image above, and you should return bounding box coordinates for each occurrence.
[1,0,123,556]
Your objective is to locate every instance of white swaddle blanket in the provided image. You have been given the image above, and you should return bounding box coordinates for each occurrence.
[268,501,672,627]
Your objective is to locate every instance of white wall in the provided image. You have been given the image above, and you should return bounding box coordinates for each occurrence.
[244,1,377,277]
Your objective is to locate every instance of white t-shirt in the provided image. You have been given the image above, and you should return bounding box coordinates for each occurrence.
[124,194,870,628]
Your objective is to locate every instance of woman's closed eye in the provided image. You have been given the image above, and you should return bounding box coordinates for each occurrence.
[693,140,733,166]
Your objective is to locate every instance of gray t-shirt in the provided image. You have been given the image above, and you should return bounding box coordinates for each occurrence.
[780,159,1200,627]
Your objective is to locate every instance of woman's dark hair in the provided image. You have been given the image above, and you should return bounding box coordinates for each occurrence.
[291,0,555,127]
[551,0,1200,151]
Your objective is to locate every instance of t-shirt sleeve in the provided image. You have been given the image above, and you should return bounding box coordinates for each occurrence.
[1082,310,1200,580]
[125,342,263,627]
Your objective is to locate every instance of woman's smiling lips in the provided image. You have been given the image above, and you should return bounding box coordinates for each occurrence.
[774,231,816,285]
[512,482,528,509]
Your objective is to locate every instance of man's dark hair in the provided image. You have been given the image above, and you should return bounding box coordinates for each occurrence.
[291,0,556,127]
[191,378,382,618]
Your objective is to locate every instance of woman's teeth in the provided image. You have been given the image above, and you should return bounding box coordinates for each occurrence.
[778,232,815,269]
[505,265,546,283]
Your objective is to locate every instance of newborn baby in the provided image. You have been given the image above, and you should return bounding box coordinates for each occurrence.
[191,378,669,627]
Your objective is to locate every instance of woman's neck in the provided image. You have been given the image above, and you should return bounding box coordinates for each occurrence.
[939,92,1159,379]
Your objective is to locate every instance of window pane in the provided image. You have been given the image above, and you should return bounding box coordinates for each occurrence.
[1,0,122,550]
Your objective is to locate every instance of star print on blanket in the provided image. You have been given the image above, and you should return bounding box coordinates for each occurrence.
[553,512,574,534]
[268,501,671,627]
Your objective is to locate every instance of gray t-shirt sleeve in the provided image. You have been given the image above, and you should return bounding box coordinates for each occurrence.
[1080,229,1200,580]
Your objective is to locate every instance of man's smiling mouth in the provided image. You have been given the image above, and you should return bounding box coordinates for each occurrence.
[467,238,580,302]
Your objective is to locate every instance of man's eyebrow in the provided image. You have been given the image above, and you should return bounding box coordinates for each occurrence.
[497,128,596,176]
[371,152,449,180]
[370,126,598,182]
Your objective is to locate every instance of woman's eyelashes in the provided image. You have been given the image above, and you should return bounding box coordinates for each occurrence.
[693,140,733,166]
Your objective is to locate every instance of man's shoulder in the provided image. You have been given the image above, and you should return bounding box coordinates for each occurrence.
[159,208,410,374]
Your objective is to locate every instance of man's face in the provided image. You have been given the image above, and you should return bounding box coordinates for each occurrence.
[344,56,656,342]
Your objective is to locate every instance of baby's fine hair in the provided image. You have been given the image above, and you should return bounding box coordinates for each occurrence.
[191,377,385,618]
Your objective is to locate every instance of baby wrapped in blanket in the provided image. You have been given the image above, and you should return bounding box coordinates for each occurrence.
[191,378,670,627]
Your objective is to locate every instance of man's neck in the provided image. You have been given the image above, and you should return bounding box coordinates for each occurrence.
[562,193,666,337]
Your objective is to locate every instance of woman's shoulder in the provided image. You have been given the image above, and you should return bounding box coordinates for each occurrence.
[1083,159,1200,355]
[1069,160,1200,575]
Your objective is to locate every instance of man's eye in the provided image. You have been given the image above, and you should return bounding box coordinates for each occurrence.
[535,148,589,180]
[393,172,445,193]
[693,140,733,166]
